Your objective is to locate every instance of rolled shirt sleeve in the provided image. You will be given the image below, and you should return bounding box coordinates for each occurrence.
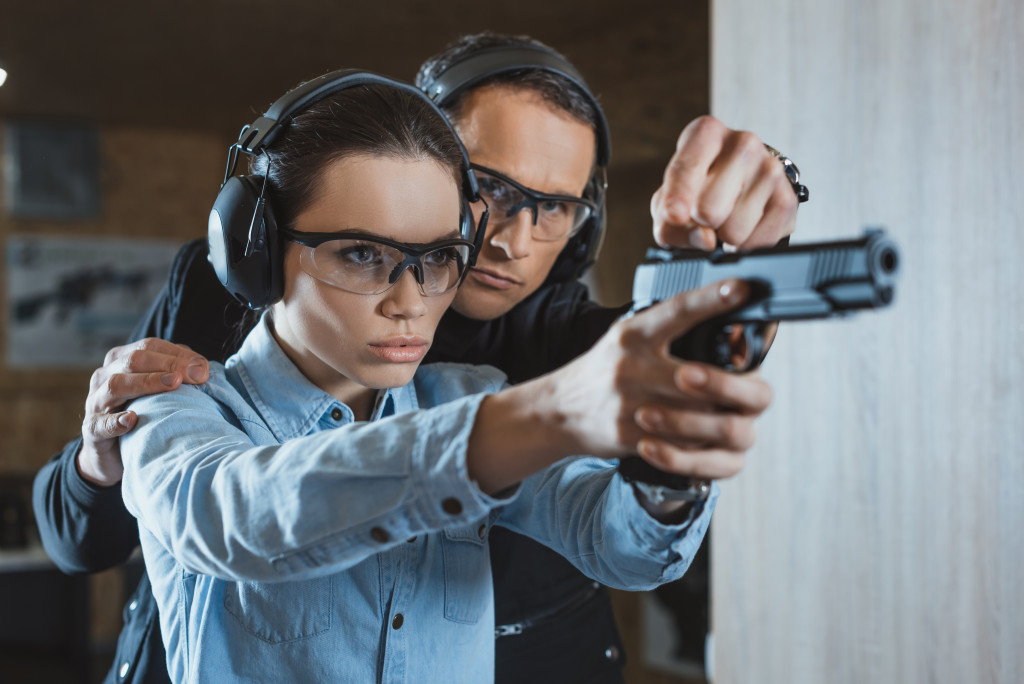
[497,456,717,590]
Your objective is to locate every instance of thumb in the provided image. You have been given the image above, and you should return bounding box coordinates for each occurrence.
[633,278,750,348]
[86,410,138,443]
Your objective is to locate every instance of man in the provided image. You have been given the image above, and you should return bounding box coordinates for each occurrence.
[34,34,799,683]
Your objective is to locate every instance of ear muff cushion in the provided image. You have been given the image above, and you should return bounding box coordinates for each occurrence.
[208,175,281,309]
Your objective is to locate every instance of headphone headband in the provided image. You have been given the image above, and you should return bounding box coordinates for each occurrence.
[227,69,480,202]
[421,45,611,167]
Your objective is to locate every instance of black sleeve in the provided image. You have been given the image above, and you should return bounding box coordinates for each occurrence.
[32,439,140,573]
[31,239,246,574]
[431,281,630,384]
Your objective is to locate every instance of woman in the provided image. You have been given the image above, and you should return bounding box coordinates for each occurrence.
[121,72,730,683]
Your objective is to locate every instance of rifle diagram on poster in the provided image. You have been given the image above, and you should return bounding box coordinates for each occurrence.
[5,236,179,368]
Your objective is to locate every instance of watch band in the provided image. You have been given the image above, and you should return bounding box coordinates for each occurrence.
[617,455,711,503]
[764,143,810,203]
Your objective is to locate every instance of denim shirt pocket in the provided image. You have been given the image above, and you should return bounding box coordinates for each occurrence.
[441,519,491,624]
[224,576,334,644]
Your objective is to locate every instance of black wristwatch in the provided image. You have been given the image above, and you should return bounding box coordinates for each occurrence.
[618,456,711,504]
[764,143,809,203]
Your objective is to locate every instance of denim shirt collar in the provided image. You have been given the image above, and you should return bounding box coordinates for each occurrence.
[225,315,414,441]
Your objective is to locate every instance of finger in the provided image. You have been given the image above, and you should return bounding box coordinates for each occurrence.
[104,337,189,365]
[89,370,194,415]
[95,342,208,391]
[715,152,796,248]
[111,339,209,380]
[634,405,757,453]
[652,116,725,247]
[652,183,715,250]
[712,155,778,247]
[628,279,750,348]
[671,364,773,415]
[687,129,767,238]
[637,438,747,480]
[735,177,798,251]
[83,410,137,444]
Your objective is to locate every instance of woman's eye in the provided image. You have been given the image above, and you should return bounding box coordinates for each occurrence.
[425,247,458,266]
[338,245,382,266]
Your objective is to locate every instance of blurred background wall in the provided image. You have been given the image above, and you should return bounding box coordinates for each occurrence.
[710,1,1022,683]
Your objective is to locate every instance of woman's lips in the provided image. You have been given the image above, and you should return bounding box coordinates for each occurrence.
[467,267,519,290]
[368,337,429,363]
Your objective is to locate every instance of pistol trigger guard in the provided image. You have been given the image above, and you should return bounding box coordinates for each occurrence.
[735,322,769,372]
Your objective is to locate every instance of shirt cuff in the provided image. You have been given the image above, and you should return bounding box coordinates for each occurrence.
[613,472,718,577]
[61,439,125,510]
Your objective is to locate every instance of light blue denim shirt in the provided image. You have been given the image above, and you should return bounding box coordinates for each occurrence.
[121,316,717,683]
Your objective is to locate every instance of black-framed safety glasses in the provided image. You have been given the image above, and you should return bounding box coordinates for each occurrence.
[470,164,597,241]
[279,228,475,296]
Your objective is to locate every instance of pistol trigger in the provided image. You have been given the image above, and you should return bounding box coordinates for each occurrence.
[735,322,769,372]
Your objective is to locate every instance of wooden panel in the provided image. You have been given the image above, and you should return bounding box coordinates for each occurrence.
[709,1,1022,683]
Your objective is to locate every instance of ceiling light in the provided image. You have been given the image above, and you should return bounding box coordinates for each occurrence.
[0,68,7,88]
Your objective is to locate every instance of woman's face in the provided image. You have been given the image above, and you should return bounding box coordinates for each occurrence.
[270,154,462,406]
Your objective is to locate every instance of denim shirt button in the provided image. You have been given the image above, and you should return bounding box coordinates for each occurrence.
[119,662,130,678]
[407,536,417,543]
[371,527,389,543]
[477,524,486,539]
[392,613,404,629]
[441,497,463,515]
[330,407,343,421]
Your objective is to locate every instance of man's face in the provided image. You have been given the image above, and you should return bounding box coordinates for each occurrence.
[452,84,597,321]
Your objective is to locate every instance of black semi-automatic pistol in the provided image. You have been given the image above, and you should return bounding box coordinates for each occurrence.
[619,229,901,500]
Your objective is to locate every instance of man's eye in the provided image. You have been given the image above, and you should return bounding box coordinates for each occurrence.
[479,178,515,204]
[539,200,571,217]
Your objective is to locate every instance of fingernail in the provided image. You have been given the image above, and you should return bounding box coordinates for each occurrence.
[638,440,660,462]
[187,364,206,382]
[117,412,134,427]
[161,373,178,387]
[683,365,708,387]
[635,408,663,431]
[689,230,709,248]
[191,356,205,364]
[719,281,746,304]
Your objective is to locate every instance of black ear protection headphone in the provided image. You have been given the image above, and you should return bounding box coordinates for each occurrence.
[418,45,612,282]
[208,69,488,310]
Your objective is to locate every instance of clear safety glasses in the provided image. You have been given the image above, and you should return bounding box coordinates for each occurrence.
[280,229,475,296]
[470,164,597,241]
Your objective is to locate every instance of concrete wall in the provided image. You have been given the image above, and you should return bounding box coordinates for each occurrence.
[709,1,1022,682]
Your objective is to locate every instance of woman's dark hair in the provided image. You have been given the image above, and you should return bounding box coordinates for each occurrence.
[249,83,465,233]
[415,32,600,135]
[230,82,466,337]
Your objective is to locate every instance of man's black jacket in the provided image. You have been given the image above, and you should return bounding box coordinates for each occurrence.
[33,238,631,684]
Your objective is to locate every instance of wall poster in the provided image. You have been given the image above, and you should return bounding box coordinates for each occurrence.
[5,235,179,368]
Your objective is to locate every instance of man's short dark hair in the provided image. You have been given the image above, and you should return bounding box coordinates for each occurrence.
[415,32,601,136]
